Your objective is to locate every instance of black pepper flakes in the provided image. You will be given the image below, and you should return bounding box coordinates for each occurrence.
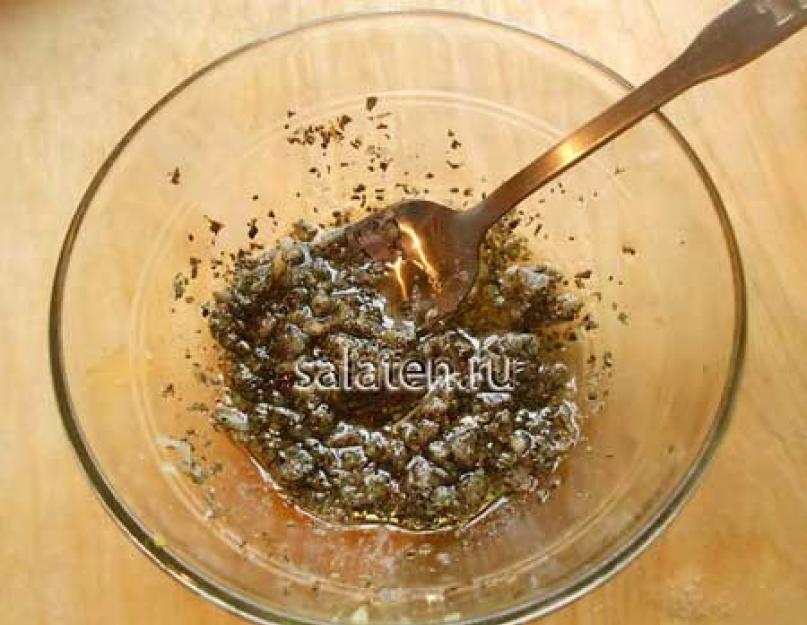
[205,216,225,236]
[247,219,259,240]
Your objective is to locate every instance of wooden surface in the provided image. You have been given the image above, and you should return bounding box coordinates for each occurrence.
[1,1,805,623]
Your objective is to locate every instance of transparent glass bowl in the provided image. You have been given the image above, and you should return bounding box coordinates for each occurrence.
[50,11,745,625]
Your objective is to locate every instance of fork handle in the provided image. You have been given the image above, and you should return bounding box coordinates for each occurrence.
[467,0,807,231]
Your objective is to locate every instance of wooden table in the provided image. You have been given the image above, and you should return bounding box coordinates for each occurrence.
[2,1,805,623]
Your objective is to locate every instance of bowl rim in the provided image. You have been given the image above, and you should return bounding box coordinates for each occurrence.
[49,8,747,625]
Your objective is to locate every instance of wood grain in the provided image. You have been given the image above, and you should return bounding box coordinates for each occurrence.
[1,1,805,624]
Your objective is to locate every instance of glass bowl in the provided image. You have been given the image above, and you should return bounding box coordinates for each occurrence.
[50,11,745,625]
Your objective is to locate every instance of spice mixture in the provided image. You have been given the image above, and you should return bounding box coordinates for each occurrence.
[161,98,615,531]
[207,220,585,531]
